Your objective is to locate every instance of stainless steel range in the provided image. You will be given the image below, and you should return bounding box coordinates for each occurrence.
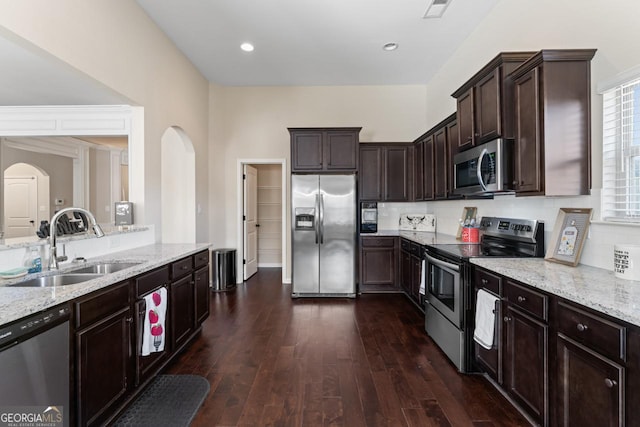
[424,216,544,372]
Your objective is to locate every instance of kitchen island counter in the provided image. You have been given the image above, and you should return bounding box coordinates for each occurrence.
[471,257,640,328]
[0,243,211,326]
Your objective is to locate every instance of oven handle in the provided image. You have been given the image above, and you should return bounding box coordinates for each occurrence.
[425,253,460,272]
[476,147,489,192]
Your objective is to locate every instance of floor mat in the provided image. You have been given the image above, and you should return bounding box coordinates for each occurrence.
[113,375,210,427]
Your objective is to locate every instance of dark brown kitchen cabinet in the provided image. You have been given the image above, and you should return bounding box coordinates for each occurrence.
[170,256,195,351]
[400,238,423,309]
[359,236,399,292]
[289,127,361,172]
[194,265,210,325]
[452,52,535,151]
[423,135,434,200]
[503,280,549,426]
[555,301,626,427]
[510,49,596,196]
[359,143,412,202]
[473,267,503,384]
[75,281,133,427]
[446,119,460,196]
[413,139,424,201]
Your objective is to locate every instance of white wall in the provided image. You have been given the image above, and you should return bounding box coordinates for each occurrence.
[0,0,210,243]
[209,85,428,280]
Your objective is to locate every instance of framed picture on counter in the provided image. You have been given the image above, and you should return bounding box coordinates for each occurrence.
[545,208,592,266]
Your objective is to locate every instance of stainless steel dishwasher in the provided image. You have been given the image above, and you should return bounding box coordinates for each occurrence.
[0,304,71,427]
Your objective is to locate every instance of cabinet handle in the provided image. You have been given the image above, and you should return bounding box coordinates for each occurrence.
[503,316,511,322]
[126,317,133,323]
[517,295,526,303]
[181,265,189,270]
[576,323,588,332]
[481,279,488,285]
[604,378,617,388]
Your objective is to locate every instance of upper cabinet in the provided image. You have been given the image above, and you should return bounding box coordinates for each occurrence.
[413,113,456,201]
[289,127,361,172]
[359,143,412,202]
[509,49,596,196]
[452,52,535,151]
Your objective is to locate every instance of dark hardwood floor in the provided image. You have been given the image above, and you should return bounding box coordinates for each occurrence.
[167,268,528,427]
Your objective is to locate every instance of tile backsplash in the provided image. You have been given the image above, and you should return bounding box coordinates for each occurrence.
[378,190,638,272]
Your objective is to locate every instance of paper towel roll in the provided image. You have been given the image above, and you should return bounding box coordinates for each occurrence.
[614,244,640,280]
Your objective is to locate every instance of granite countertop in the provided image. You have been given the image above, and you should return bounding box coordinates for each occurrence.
[0,243,211,326]
[471,258,640,328]
[362,230,461,246]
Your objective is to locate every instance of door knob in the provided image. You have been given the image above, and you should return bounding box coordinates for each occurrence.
[604,378,617,388]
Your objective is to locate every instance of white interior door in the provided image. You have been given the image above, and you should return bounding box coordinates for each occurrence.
[4,176,38,238]
[243,164,258,279]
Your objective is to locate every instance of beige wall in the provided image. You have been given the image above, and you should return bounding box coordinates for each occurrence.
[209,85,428,280]
[0,0,210,242]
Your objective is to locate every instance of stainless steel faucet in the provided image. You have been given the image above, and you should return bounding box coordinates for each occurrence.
[49,207,105,270]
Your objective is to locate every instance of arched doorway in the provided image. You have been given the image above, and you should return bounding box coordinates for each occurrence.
[161,126,196,243]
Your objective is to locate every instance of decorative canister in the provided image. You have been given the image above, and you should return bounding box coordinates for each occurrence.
[461,227,479,243]
[614,244,640,280]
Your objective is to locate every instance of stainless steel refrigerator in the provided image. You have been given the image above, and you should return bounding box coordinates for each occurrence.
[291,174,356,297]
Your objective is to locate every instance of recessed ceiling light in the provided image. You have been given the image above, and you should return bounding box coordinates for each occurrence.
[240,42,254,52]
[383,42,398,51]
[424,0,452,18]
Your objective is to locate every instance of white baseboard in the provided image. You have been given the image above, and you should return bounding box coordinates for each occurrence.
[258,263,282,268]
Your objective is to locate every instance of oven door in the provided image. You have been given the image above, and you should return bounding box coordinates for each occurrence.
[425,253,462,328]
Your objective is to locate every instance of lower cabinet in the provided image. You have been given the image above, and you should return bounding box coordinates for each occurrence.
[73,250,210,426]
[400,238,423,307]
[359,236,398,292]
[74,282,133,427]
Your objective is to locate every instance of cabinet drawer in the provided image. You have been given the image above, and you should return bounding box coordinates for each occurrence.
[171,257,193,280]
[475,268,502,296]
[400,238,411,252]
[75,281,130,329]
[504,281,547,321]
[409,242,422,257]
[193,250,209,269]
[557,301,626,362]
[136,266,170,297]
[362,237,396,248]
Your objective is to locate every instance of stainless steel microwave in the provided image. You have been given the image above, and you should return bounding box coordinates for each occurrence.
[453,138,513,195]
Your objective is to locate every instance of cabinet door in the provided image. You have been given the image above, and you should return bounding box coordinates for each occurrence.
[514,67,542,194]
[433,127,448,199]
[360,247,396,288]
[325,131,358,170]
[291,131,323,171]
[410,254,422,304]
[384,146,410,201]
[503,305,548,426]
[423,135,434,200]
[400,249,412,295]
[194,265,210,325]
[135,298,167,387]
[414,140,424,201]
[76,308,132,427]
[171,275,194,351]
[446,120,459,196]
[476,69,501,142]
[359,146,383,200]
[556,335,624,427]
[456,88,475,151]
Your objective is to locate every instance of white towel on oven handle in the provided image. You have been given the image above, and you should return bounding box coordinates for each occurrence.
[473,288,499,350]
[141,287,167,356]
[419,259,426,295]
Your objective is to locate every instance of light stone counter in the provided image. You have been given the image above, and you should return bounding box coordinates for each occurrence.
[0,243,211,326]
[360,230,461,246]
[471,258,640,328]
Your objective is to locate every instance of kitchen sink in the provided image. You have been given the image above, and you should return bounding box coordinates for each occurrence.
[67,262,141,274]
[10,273,103,287]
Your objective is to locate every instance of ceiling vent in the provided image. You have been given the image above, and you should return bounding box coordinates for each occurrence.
[423,0,452,19]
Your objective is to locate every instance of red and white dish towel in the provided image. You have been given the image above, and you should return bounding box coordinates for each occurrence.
[142,287,167,356]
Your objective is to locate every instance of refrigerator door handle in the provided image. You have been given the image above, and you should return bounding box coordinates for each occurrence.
[314,194,320,244]
[319,193,325,244]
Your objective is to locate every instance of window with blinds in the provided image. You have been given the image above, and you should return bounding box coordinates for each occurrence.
[602,76,640,221]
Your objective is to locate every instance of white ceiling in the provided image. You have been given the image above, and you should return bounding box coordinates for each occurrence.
[136,0,499,86]
[0,0,499,106]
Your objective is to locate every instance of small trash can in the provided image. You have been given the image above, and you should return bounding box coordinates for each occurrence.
[212,248,237,291]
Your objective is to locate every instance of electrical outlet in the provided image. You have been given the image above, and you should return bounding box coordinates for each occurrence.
[54,198,64,206]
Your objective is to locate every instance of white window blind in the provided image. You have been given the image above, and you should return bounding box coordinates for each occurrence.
[602,76,640,221]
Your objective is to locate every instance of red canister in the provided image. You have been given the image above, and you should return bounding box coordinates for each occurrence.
[461,227,479,243]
